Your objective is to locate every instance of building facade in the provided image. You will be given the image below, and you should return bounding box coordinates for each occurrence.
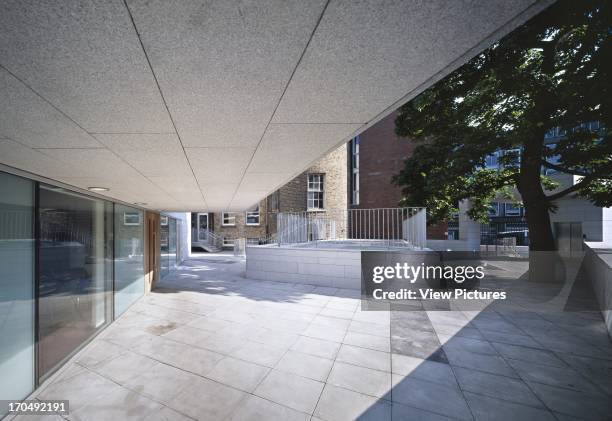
[452,122,611,247]
[347,112,448,239]
[192,143,348,250]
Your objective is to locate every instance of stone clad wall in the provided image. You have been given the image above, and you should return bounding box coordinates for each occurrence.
[584,243,612,338]
[246,245,361,289]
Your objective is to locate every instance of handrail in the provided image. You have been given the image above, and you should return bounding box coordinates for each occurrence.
[191,227,225,250]
[248,207,427,249]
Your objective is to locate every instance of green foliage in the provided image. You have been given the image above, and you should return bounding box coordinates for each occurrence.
[393,0,611,224]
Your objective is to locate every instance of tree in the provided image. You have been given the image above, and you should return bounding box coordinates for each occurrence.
[393,0,611,252]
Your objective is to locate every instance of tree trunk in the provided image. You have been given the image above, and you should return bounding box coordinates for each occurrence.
[518,135,564,282]
[517,134,556,252]
[523,201,556,251]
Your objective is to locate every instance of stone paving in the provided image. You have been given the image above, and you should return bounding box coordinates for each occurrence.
[16,254,612,421]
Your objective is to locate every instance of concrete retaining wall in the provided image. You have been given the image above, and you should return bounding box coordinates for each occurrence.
[246,245,361,289]
[584,242,612,338]
[427,239,471,251]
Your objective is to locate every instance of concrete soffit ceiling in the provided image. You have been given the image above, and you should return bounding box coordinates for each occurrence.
[0,0,554,211]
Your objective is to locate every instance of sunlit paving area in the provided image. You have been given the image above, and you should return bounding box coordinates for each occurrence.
[20,254,612,421]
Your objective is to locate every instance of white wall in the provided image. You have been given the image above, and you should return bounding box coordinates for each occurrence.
[167,212,190,263]
[426,239,471,251]
[550,196,608,242]
[246,246,361,289]
[458,200,481,251]
[584,243,612,338]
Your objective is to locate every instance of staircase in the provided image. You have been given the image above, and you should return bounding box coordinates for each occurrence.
[191,228,224,253]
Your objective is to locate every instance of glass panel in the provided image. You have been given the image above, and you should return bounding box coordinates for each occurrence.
[38,185,112,379]
[246,206,260,225]
[160,217,169,278]
[114,205,144,317]
[169,218,177,271]
[0,172,34,416]
[197,213,208,241]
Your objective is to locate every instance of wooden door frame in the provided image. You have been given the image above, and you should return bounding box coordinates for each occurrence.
[144,211,160,292]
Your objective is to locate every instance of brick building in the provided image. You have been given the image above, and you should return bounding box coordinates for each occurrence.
[266,143,348,240]
[347,111,448,239]
[193,143,347,250]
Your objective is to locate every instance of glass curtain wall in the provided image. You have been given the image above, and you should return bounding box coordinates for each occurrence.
[160,216,169,278]
[169,217,177,271]
[0,172,35,417]
[114,205,144,317]
[0,170,170,398]
[160,216,178,279]
[38,185,113,379]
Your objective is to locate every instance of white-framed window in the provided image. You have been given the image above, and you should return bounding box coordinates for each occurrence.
[504,203,522,216]
[351,137,360,205]
[307,174,324,210]
[223,237,235,247]
[222,212,236,226]
[160,215,168,226]
[488,202,500,216]
[245,205,260,226]
[123,211,141,226]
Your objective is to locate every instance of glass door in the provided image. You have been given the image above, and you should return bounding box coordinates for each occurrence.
[0,172,35,416]
[37,185,112,379]
[197,213,208,241]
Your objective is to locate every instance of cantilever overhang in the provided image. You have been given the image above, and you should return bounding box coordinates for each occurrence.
[0,0,553,211]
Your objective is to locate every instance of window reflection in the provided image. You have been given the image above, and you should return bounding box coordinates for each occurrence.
[0,172,34,416]
[38,186,112,378]
[114,205,144,317]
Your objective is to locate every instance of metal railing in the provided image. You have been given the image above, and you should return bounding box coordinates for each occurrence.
[191,208,427,252]
[191,228,224,251]
[264,207,426,249]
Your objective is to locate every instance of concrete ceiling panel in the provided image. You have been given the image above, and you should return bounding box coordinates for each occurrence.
[273,0,542,124]
[0,0,551,211]
[246,124,359,175]
[36,148,147,182]
[186,148,253,186]
[0,68,101,148]
[0,0,173,133]
[0,138,76,178]
[94,133,193,177]
[126,0,328,148]
[198,183,240,209]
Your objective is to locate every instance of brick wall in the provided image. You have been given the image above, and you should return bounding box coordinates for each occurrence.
[200,143,348,242]
[210,200,268,240]
[351,111,413,209]
[277,173,308,212]
[308,143,348,212]
[271,143,347,213]
[349,111,448,239]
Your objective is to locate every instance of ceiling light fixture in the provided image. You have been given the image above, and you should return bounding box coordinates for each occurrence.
[87,187,109,192]
[134,202,148,206]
